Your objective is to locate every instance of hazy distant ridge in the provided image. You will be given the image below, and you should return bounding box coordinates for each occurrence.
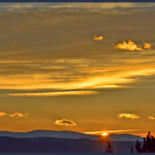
[0,130,98,140]
[0,130,143,152]
[0,130,143,141]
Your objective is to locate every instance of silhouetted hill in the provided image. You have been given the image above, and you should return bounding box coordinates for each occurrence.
[109,134,143,142]
[0,130,143,152]
[0,130,143,141]
[0,130,98,140]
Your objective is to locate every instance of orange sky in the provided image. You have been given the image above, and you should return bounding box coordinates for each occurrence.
[0,3,155,136]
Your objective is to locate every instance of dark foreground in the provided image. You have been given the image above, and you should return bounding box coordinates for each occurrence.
[1,0,155,2]
[0,153,154,155]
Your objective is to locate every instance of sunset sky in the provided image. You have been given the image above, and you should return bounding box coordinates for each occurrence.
[0,3,155,136]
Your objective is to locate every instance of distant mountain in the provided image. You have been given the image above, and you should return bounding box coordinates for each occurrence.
[0,130,98,140]
[0,130,143,152]
[0,130,143,141]
[109,134,143,142]
[0,0,155,2]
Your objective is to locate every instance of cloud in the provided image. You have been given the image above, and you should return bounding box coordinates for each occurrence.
[115,40,142,51]
[2,3,155,14]
[7,91,98,97]
[55,119,77,127]
[0,4,154,97]
[1,59,155,97]
[115,40,152,51]
[0,112,29,118]
[148,115,155,120]
[9,112,29,118]
[144,43,152,49]
[118,113,140,119]
[0,112,7,117]
[93,35,104,41]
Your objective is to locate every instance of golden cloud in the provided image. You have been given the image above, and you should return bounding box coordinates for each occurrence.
[148,115,155,120]
[1,66,155,96]
[93,35,104,41]
[115,40,142,51]
[144,43,152,49]
[7,91,98,97]
[9,112,29,118]
[55,119,77,127]
[118,113,140,119]
[115,40,152,51]
[0,112,7,117]
[0,112,29,118]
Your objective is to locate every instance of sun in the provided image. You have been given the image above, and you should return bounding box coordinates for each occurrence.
[101,132,109,137]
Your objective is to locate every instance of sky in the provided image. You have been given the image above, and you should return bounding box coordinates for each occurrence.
[0,3,155,136]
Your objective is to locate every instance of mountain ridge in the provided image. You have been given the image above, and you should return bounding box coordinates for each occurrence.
[0,130,143,142]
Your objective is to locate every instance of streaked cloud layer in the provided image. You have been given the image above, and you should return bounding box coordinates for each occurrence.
[1,3,155,13]
[7,91,97,96]
[0,3,154,98]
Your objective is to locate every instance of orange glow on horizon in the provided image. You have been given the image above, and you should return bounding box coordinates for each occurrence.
[101,132,109,137]
[84,129,140,135]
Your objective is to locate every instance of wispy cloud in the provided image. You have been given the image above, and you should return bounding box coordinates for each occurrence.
[118,113,140,119]
[0,112,29,118]
[148,115,155,120]
[55,119,77,127]
[7,91,97,97]
[9,112,29,118]
[0,112,7,117]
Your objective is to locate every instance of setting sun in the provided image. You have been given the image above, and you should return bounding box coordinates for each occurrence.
[101,132,109,137]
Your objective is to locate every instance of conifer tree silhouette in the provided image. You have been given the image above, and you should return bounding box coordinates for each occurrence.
[130,146,134,153]
[135,131,155,153]
[106,141,113,153]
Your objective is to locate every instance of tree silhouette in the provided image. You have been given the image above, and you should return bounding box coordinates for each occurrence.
[135,140,141,152]
[106,141,113,153]
[130,146,134,153]
[135,131,155,153]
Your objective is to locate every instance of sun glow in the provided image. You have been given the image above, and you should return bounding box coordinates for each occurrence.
[101,132,109,137]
